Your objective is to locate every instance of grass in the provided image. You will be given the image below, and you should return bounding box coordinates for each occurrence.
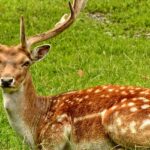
[0,0,150,149]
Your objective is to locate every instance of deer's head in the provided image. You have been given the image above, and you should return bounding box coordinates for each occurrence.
[0,44,50,92]
[0,0,87,93]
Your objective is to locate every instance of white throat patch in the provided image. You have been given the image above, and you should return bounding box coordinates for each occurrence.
[2,86,35,148]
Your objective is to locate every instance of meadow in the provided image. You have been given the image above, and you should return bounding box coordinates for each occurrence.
[0,0,150,149]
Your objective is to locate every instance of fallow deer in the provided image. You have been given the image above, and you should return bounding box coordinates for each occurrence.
[1,0,150,150]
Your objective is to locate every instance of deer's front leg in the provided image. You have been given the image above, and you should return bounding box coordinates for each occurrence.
[38,116,72,150]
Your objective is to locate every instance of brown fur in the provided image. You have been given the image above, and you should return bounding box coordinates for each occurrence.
[1,45,150,150]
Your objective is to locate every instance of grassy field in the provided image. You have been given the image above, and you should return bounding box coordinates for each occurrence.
[0,0,150,149]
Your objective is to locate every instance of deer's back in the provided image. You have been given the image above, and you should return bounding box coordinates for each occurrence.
[37,85,150,149]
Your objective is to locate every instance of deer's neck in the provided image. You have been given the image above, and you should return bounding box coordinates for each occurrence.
[2,73,39,148]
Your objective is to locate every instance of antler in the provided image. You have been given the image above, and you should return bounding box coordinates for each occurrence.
[20,0,87,49]
[20,16,27,48]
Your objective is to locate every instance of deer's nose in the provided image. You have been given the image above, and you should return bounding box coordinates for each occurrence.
[0,77,14,88]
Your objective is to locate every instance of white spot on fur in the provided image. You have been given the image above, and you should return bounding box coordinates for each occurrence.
[102,86,108,89]
[116,117,122,126]
[107,125,113,131]
[101,109,107,117]
[94,89,101,93]
[129,121,137,134]
[115,89,119,92]
[100,94,105,98]
[120,87,126,90]
[135,87,141,90]
[140,91,150,95]
[63,125,71,137]
[138,97,150,103]
[141,104,150,109]
[105,95,110,98]
[62,96,66,100]
[59,103,65,107]
[57,114,68,122]
[65,99,70,102]
[121,91,128,95]
[84,95,89,99]
[53,99,57,103]
[87,88,93,92]
[130,107,138,112]
[111,105,117,110]
[140,91,145,94]
[78,98,83,103]
[121,98,127,103]
[88,102,92,105]
[70,101,74,105]
[121,127,128,134]
[140,119,150,129]
[143,99,150,103]
[75,98,80,101]
[121,104,126,108]
[44,116,48,122]
[74,113,101,123]
[129,90,135,94]
[132,98,137,101]
[114,112,119,117]
[138,97,146,100]
[128,102,135,107]
[108,89,114,92]
[51,124,55,130]
[100,109,107,123]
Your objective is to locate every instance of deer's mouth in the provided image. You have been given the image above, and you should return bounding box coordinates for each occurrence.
[1,85,14,89]
[1,84,12,89]
[2,86,19,93]
[0,82,18,93]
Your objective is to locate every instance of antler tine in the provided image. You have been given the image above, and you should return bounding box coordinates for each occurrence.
[69,1,74,17]
[73,0,86,17]
[26,0,87,49]
[20,16,27,49]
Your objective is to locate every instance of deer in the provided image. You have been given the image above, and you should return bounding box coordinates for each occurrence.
[1,0,150,150]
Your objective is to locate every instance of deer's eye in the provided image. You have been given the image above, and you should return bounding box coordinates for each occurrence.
[22,61,31,67]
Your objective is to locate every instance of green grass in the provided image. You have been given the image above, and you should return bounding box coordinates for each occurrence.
[0,0,150,149]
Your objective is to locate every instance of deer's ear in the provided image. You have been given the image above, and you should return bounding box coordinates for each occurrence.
[31,44,51,62]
